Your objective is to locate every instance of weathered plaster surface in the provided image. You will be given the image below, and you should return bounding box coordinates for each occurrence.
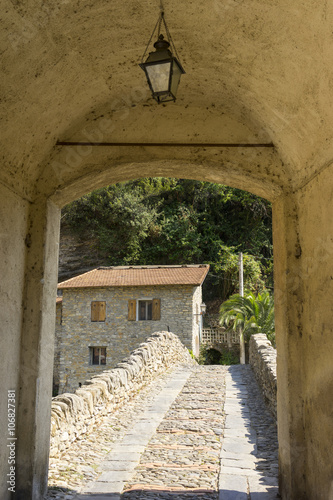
[15,199,60,500]
[295,165,333,500]
[2,1,333,202]
[273,169,333,500]
[0,184,28,500]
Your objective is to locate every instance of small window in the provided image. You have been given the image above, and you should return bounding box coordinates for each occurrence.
[91,301,106,322]
[89,347,106,365]
[139,300,153,320]
[128,299,161,321]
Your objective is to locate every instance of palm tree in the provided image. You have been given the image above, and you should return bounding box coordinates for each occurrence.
[219,291,275,346]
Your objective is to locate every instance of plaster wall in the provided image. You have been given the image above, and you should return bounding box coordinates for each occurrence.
[296,165,333,500]
[14,198,60,500]
[2,1,333,202]
[55,284,201,393]
[273,190,308,500]
[273,163,333,500]
[0,183,29,500]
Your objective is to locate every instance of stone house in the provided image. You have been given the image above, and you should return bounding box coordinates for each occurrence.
[54,264,209,394]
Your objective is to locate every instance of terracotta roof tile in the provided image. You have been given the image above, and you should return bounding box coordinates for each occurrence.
[58,265,209,289]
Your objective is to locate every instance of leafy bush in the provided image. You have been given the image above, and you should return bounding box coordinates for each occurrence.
[188,349,196,360]
[197,345,239,365]
[219,350,239,365]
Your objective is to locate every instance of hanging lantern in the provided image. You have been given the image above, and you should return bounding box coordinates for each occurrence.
[140,12,185,103]
[200,303,207,315]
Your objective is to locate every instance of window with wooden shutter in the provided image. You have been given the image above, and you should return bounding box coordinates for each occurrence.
[128,299,136,320]
[91,301,106,322]
[152,298,161,321]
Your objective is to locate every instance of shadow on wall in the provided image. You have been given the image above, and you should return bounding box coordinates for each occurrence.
[57,487,279,498]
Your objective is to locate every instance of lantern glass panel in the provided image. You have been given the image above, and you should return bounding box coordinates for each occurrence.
[146,61,172,93]
[170,60,183,99]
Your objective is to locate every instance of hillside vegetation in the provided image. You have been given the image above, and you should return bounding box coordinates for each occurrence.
[62,178,273,306]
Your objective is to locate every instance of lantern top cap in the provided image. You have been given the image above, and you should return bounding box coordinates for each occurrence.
[154,34,170,51]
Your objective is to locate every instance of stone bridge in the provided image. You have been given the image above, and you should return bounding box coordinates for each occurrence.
[47,332,278,500]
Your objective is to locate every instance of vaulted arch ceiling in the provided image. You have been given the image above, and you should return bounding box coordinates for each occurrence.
[2,0,333,202]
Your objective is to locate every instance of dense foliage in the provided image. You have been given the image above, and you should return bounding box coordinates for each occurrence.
[62,178,273,302]
[219,291,275,346]
[197,345,239,365]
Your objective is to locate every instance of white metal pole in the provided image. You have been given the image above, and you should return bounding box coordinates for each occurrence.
[239,252,244,297]
[239,252,246,364]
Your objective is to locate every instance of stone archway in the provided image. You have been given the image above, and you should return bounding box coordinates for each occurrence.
[1,1,333,498]
[6,152,331,500]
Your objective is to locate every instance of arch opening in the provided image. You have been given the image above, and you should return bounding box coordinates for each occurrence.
[54,175,274,387]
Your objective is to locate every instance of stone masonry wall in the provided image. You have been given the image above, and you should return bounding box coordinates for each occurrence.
[50,331,194,458]
[53,301,62,393]
[56,284,200,393]
[249,333,277,417]
[192,284,202,356]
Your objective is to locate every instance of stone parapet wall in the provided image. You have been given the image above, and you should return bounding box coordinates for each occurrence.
[249,334,277,418]
[50,331,194,458]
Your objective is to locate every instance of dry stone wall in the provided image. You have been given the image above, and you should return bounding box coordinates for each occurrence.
[249,333,277,417]
[50,331,194,458]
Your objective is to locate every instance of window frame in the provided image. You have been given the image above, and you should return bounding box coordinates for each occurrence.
[89,346,107,365]
[137,299,153,321]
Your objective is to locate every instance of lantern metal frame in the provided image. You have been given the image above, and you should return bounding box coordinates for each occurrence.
[194,303,207,316]
[140,11,185,103]
[200,303,207,315]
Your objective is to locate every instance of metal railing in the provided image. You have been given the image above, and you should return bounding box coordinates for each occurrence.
[201,328,240,345]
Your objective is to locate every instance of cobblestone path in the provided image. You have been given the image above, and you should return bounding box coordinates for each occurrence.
[46,364,279,500]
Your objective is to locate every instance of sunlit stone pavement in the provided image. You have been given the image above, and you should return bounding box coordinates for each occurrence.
[46,364,279,500]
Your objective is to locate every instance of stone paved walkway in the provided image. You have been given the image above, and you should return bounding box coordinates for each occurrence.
[46,364,279,500]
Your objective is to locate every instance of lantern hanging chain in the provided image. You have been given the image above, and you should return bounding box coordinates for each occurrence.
[140,14,161,63]
[161,12,184,67]
[157,11,163,38]
[140,10,184,67]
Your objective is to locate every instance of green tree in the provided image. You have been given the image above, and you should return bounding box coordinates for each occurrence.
[219,291,275,346]
[62,178,274,299]
[207,247,265,301]
[62,185,158,264]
